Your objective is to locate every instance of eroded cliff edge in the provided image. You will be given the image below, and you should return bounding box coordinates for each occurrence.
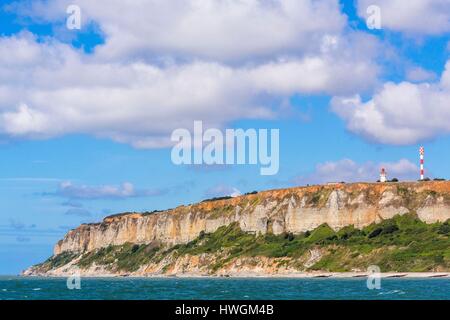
[25,182,450,276]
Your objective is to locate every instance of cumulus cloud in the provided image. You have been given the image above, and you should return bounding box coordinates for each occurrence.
[10,0,347,61]
[0,30,379,148]
[332,60,450,145]
[406,66,437,82]
[294,158,419,185]
[55,181,167,200]
[205,184,241,198]
[357,0,450,35]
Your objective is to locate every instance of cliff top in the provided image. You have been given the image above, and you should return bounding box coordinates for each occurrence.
[97,181,450,224]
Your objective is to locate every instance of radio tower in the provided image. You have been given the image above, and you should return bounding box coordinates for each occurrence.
[419,146,425,180]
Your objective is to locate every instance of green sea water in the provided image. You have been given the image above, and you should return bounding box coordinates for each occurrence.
[0,277,448,300]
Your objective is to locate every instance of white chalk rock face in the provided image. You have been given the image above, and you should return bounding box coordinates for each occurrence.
[54,182,450,255]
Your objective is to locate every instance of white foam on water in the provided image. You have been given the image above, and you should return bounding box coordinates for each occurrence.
[378,289,405,295]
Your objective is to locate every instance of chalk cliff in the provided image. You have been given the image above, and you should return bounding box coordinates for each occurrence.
[54,182,450,254]
[25,181,450,276]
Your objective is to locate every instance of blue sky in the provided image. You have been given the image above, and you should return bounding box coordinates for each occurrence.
[0,0,449,274]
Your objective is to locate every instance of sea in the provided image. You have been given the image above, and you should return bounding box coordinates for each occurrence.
[0,276,448,300]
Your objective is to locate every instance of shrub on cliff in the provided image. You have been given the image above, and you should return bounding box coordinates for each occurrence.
[337,225,363,240]
[437,221,450,235]
[131,244,140,253]
[368,227,383,238]
[381,224,399,235]
[39,251,79,271]
[201,196,233,203]
[367,222,399,239]
[283,232,295,241]
[306,224,335,244]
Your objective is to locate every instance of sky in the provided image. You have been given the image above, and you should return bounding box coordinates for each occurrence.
[0,0,449,274]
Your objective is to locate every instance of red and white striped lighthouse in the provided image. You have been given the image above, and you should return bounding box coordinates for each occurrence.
[419,146,425,180]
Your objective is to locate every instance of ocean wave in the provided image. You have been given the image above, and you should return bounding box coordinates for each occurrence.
[378,289,405,295]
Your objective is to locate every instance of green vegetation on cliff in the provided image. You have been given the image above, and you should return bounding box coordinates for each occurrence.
[34,251,79,273]
[77,242,160,272]
[41,213,450,274]
[167,213,450,272]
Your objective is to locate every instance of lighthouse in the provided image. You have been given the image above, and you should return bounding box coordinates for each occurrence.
[420,146,425,180]
[380,167,387,183]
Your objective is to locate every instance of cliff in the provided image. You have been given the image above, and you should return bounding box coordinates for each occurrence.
[25,181,450,276]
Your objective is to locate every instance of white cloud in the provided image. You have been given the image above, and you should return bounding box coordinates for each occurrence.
[12,0,347,62]
[332,60,450,145]
[294,158,419,185]
[55,181,166,199]
[406,66,437,82]
[357,0,450,35]
[0,31,379,148]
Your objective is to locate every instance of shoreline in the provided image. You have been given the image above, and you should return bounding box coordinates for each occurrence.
[19,272,450,279]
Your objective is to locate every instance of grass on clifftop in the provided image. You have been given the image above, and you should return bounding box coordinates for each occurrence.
[44,213,450,273]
